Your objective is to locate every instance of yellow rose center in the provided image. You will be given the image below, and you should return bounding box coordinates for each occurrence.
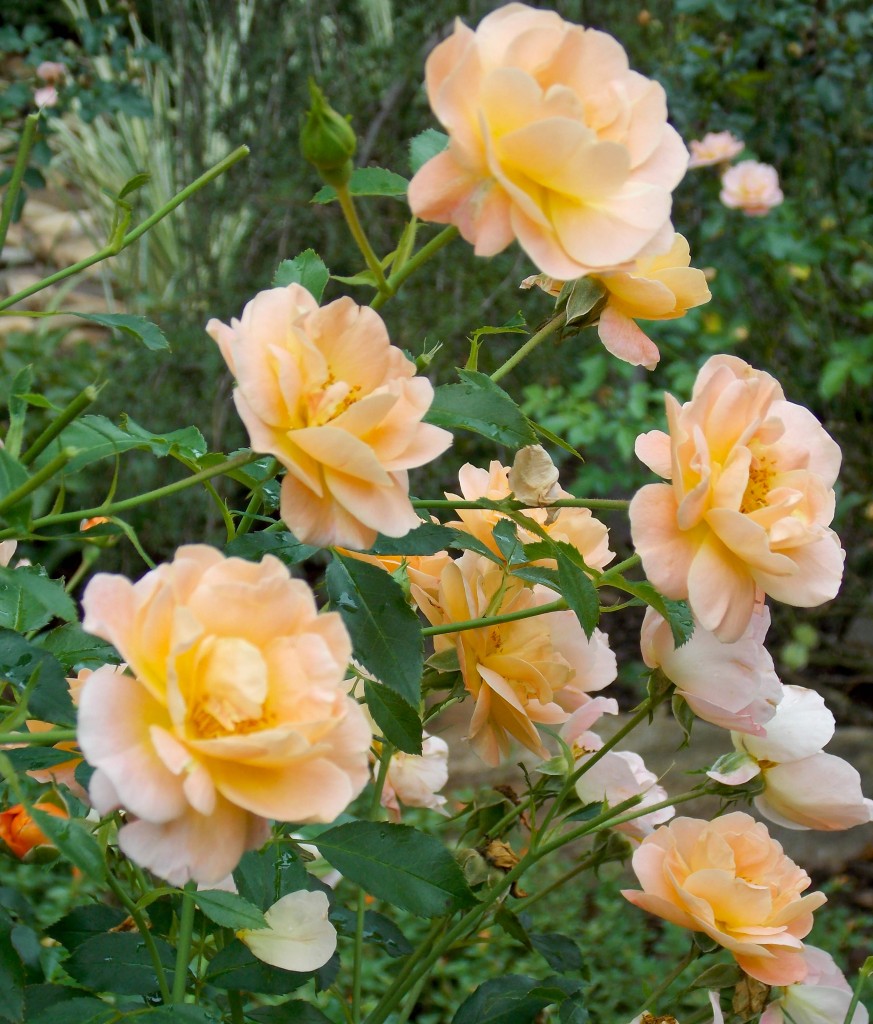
[188,637,274,739]
[740,452,775,514]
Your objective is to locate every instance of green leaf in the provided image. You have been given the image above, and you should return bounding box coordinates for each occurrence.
[246,1002,335,1023]
[690,963,743,990]
[194,890,267,930]
[559,995,590,1024]
[69,312,169,352]
[0,448,30,528]
[312,166,409,204]
[560,278,607,326]
[272,249,330,302]
[366,521,457,556]
[0,908,25,1023]
[47,905,127,952]
[204,939,314,994]
[28,998,114,1024]
[0,630,74,725]
[119,416,207,460]
[225,531,319,565]
[554,542,599,638]
[529,932,584,974]
[0,566,77,632]
[117,171,151,199]
[5,365,33,458]
[452,975,558,1024]
[233,844,309,911]
[122,1008,221,1023]
[409,129,448,174]
[29,810,106,881]
[671,692,695,748]
[44,414,206,475]
[529,419,583,460]
[331,906,413,958]
[314,821,477,918]
[491,520,525,566]
[64,932,177,995]
[35,623,119,672]
[614,580,694,648]
[363,681,422,754]
[426,371,537,449]
[3,747,77,772]
[326,553,423,707]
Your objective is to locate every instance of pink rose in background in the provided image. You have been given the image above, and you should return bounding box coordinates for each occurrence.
[208,285,451,550]
[761,946,869,1024]
[560,694,619,752]
[574,748,674,839]
[630,355,844,642]
[380,733,450,821]
[34,86,58,109]
[78,545,372,884]
[446,460,614,570]
[36,61,66,84]
[623,812,826,986]
[720,160,784,216]
[687,130,744,168]
[408,3,688,279]
[640,605,782,735]
[710,685,873,831]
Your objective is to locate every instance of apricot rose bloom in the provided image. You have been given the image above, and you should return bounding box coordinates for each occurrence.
[447,460,614,570]
[623,812,826,986]
[78,545,371,885]
[630,355,844,642]
[207,285,451,550]
[408,3,688,279]
[687,130,744,169]
[720,160,784,216]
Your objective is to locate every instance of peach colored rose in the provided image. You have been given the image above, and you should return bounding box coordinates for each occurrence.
[337,547,452,604]
[207,285,451,550]
[446,460,614,570]
[521,233,710,369]
[640,605,782,735]
[709,686,873,831]
[78,545,372,885]
[415,552,614,765]
[629,355,844,642]
[593,233,711,369]
[380,733,449,821]
[416,552,569,764]
[623,811,826,986]
[720,160,783,216]
[408,3,688,279]
[687,131,744,169]
[761,946,869,1024]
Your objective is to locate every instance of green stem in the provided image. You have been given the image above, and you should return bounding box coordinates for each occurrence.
[227,990,245,1024]
[0,448,74,516]
[411,497,629,512]
[393,968,431,1024]
[336,183,390,295]
[842,962,870,1024]
[0,451,260,541]
[630,942,699,1019]
[0,145,249,313]
[234,459,278,539]
[172,884,197,1003]
[105,871,172,1005]
[421,597,566,637]
[490,313,566,383]
[20,385,100,465]
[0,113,39,255]
[352,744,394,1022]
[513,851,596,913]
[599,553,642,580]
[0,728,77,745]
[370,225,459,311]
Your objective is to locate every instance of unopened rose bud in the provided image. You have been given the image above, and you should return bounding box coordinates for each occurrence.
[300,79,356,187]
[508,445,561,507]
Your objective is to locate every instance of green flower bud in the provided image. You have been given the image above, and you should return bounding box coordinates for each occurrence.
[300,79,356,187]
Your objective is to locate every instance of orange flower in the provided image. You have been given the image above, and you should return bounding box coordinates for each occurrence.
[0,802,67,859]
[408,4,688,279]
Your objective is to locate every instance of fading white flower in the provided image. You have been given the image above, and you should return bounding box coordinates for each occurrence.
[381,733,449,822]
[761,946,868,1024]
[508,445,561,508]
[575,749,674,840]
[238,890,336,972]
